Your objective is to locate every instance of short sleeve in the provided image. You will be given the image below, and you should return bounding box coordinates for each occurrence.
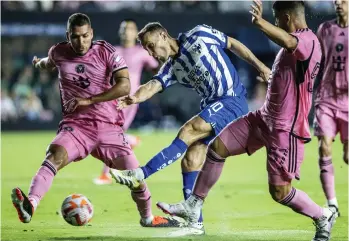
[152,60,177,90]
[108,51,127,73]
[189,25,228,48]
[290,32,312,61]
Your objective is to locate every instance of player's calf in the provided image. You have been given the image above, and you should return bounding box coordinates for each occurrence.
[343,142,348,165]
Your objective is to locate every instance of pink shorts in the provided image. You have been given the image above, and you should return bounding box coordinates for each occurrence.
[122,104,138,131]
[314,105,348,143]
[51,120,139,170]
[219,111,305,185]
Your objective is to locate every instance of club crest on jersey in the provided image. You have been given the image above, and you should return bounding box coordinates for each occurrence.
[75,64,85,74]
[192,44,202,54]
[336,43,344,52]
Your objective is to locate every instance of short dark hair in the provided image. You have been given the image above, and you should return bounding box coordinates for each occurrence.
[137,22,166,42]
[272,1,305,13]
[67,13,91,31]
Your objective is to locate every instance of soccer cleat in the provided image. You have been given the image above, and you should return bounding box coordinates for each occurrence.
[167,222,205,237]
[109,169,140,189]
[11,187,34,223]
[140,216,184,228]
[157,195,203,223]
[93,173,113,185]
[328,205,340,218]
[311,207,337,241]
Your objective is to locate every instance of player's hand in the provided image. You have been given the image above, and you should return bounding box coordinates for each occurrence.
[64,97,92,113]
[32,56,41,68]
[250,0,263,24]
[117,95,138,110]
[259,66,271,82]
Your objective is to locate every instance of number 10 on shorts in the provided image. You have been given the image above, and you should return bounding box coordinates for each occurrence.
[208,102,223,116]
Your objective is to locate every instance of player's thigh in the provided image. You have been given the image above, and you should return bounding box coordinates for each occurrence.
[92,122,139,169]
[181,141,208,170]
[314,105,337,140]
[178,115,212,144]
[51,121,97,164]
[267,131,304,186]
[198,97,249,140]
[217,111,264,157]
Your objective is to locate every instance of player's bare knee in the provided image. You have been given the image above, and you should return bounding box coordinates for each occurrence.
[46,144,69,170]
[268,184,291,202]
[210,137,230,159]
[318,138,332,157]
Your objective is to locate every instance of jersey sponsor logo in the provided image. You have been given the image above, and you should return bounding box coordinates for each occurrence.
[73,76,90,89]
[75,64,85,74]
[332,55,346,72]
[188,65,209,88]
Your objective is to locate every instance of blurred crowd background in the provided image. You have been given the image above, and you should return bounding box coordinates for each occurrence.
[1,1,336,131]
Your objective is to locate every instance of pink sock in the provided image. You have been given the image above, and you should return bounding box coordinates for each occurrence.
[102,165,110,175]
[279,187,323,219]
[193,149,225,199]
[319,156,336,200]
[28,160,57,211]
[131,183,152,219]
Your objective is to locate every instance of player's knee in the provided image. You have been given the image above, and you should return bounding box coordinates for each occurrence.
[46,144,69,170]
[319,139,332,157]
[268,184,291,203]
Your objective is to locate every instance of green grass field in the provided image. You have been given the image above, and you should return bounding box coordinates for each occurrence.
[1,131,348,241]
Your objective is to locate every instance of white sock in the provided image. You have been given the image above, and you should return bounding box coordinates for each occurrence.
[28,197,38,211]
[141,215,154,225]
[135,168,145,181]
[328,198,338,208]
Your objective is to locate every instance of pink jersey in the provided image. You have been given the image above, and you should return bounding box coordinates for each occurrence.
[48,40,127,125]
[260,28,322,141]
[114,45,158,94]
[315,19,348,111]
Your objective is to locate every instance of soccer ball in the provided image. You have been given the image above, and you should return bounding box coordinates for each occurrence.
[61,194,93,226]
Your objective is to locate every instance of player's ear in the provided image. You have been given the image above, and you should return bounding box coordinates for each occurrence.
[160,31,167,41]
[90,28,94,39]
[285,13,291,24]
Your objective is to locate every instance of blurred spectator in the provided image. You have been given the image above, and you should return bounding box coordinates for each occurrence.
[12,65,33,100]
[20,91,44,121]
[33,70,51,109]
[1,89,18,122]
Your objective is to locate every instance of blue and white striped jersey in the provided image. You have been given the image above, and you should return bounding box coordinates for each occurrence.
[153,24,246,109]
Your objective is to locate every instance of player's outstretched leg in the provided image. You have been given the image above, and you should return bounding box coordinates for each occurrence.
[269,182,337,241]
[157,145,226,236]
[11,144,68,223]
[318,136,340,217]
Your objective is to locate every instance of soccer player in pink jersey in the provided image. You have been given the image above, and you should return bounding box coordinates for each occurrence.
[10,13,181,228]
[93,19,159,185]
[313,0,348,216]
[157,2,337,240]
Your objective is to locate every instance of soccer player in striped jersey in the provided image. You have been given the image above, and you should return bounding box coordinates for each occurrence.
[110,22,270,234]
[157,1,337,240]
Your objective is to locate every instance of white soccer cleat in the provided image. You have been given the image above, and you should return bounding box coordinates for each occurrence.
[167,222,205,237]
[156,195,203,223]
[311,207,337,241]
[109,169,140,189]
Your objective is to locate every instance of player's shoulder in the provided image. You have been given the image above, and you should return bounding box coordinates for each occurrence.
[318,19,336,33]
[50,41,69,52]
[92,40,117,54]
